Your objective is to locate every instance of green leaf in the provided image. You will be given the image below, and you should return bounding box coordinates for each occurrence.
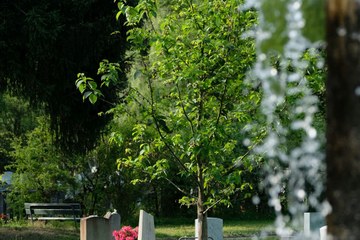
[83,91,92,99]
[88,81,98,90]
[150,10,157,18]
[75,79,84,88]
[116,11,122,21]
[78,84,86,94]
[89,94,98,104]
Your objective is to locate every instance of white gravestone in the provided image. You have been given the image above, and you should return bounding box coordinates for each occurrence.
[195,217,223,240]
[138,210,155,240]
[80,211,121,240]
[304,212,326,238]
[320,225,327,240]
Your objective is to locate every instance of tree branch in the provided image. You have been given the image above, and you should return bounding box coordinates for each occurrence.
[176,83,195,134]
[162,176,190,196]
[144,63,200,188]
[215,79,228,126]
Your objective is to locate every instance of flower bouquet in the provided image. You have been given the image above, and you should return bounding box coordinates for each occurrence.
[113,225,139,240]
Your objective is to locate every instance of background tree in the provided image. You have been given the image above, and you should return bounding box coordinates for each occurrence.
[4,113,144,220]
[0,0,157,220]
[7,117,76,216]
[0,93,39,172]
[73,134,145,219]
[0,0,129,152]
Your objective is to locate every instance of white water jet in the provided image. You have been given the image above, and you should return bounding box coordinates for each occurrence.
[242,0,329,239]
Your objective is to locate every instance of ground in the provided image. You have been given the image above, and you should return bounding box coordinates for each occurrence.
[0,227,79,240]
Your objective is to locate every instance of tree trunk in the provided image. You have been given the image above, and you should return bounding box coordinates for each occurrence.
[326,0,360,238]
[197,160,208,240]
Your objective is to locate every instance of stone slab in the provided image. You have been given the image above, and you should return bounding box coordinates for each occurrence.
[80,211,121,240]
[195,217,223,240]
[304,212,326,238]
[104,210,121,234]
[81,215,110,240]
[320,225,327,240]
[138,210,155,240]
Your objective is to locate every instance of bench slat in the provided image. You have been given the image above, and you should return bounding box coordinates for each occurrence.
[26,209,81,215]
[25,203,81,209]
[37,217,81,221]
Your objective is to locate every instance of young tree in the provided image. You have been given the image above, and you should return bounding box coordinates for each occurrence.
[86,1,261,238]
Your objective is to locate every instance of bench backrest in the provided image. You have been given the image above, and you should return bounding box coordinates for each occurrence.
[24,203,81,216]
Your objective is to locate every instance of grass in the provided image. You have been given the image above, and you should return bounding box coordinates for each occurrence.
[0,226,78,240]
[155,217,276,239]
[0,220,79,240]
[0,217,277,240]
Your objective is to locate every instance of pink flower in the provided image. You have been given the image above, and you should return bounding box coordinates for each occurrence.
[113,226,138,240]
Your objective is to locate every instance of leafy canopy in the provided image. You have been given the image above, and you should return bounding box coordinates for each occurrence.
[85,0,264,213]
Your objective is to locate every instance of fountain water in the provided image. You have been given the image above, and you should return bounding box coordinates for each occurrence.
[241,0,330,239]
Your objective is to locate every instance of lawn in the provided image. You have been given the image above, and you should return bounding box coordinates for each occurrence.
[0,218,277,240]
[155,218,276,239]
[0,220,78,240]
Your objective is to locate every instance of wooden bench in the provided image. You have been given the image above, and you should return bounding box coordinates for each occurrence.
[24,203,82,227]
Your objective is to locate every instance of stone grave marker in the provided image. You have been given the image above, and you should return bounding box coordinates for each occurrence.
[195,217,223,240]
[320,225,327,240]
[304,212,326,238]
[80,211,121,240]
[104,210,121,235]
[138,210,155,240]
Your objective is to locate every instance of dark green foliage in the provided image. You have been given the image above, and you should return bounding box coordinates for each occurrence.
[0,0,129,152]
[73,137,145,219]
[7,117,77,215]
[5,117,144,220]
[0,93,39,172]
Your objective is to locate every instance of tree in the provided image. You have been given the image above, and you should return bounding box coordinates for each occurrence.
[255,0,360,237]
[243,0,360,238]
[73,134,146,219]
[81,1,261,238]
[0,0,128,152]
[4,114,135,218]
[7,117,76,215]
[326,1,360,238]
[0,93,39,172]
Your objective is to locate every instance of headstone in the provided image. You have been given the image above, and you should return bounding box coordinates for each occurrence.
[304,212,326,238]
[104,210,121,234]
[81,211,121,240]
[195,217,223,240]
[138,210,155,240]
[81,215,110,240]
[320,225,327,240]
